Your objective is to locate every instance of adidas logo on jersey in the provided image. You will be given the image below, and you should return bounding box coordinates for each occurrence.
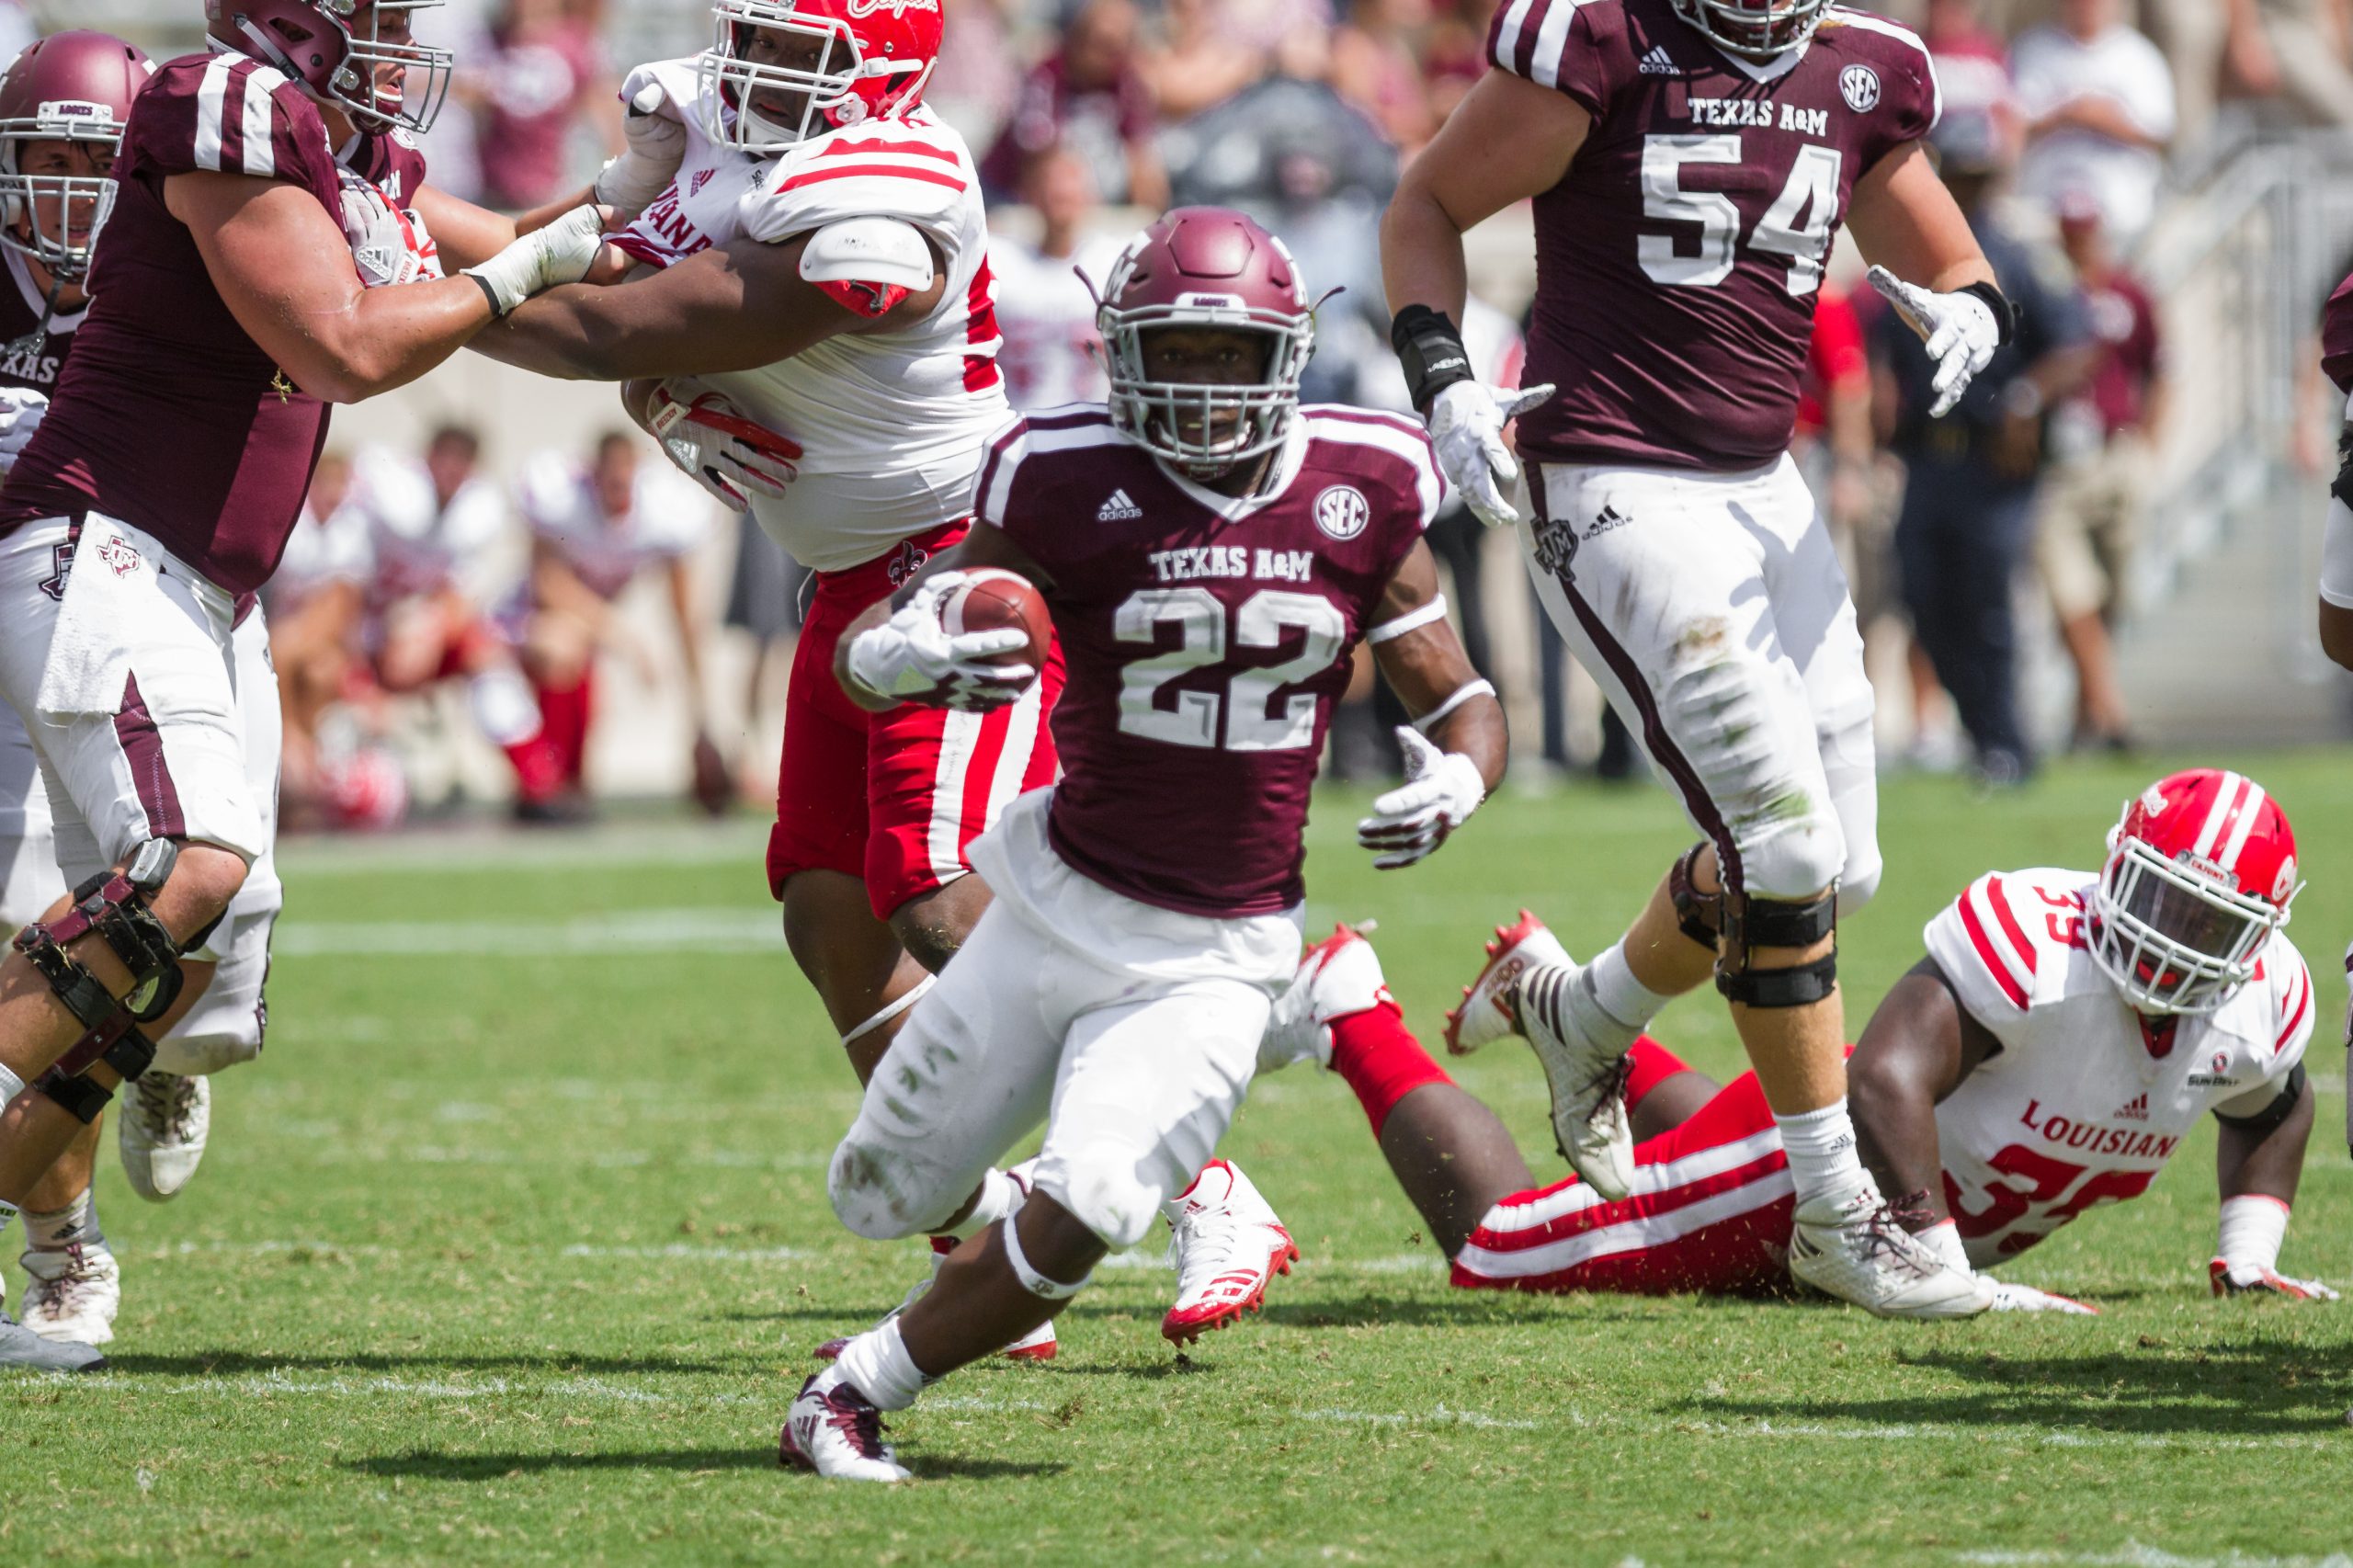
[1097,489,1143,522]
[1638,45,1679,74]
[2114,1092,2148,1121]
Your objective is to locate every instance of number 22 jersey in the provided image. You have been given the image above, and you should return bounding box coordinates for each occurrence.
[1488,0,1939,472]
[1922,867,2315,1268]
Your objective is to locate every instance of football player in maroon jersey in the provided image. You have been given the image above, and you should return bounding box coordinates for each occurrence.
[0,0,623,1373]
[1382,0,2013,1315]
[780,208,1507,1482]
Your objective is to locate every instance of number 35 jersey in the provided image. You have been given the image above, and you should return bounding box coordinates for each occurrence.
[977,404,1442,919]
[1488,0,1938,472]
[1922,867,2315,1267]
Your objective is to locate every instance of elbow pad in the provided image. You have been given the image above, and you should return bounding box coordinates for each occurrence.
[800,217,936,320]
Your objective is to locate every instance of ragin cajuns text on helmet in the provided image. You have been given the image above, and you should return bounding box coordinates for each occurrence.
[0,31,151,280]
[2090,768,2302,1015]
[206,0,453,135]
[699,0,942,153]
[1096,206,1320,484]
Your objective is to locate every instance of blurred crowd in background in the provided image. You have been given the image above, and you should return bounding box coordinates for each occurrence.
[24,0,2346,826]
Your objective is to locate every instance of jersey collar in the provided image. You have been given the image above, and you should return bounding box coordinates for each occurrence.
[1153,415,1310,524]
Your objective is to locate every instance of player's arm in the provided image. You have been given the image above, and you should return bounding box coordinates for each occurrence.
[832,528,1049,715]
[1380,70,1579,528]
[1846,142,2008,419]
[167,171,608,403]
[1847,957,2002,1233]
[470,231,949,381]
[409,182,607,270]
[1357,540,1506,869]
[2211,1068,2335,1300]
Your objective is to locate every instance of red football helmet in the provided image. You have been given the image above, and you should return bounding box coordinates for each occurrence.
[698,0,942,153]
[0,31,151,280]
[1097,207,1319,481]
[1670,0,1829,61]
[206,0,453,135]
[2090,769,2302,1015]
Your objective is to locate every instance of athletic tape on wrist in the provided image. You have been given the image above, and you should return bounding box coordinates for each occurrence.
[1001,1211,1089,1301]
[1411,678,1495,734]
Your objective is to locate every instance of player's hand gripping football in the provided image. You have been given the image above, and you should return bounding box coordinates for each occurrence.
[0,386,49,472]
[2210,1259,2340,1301]
[1866,266,2001,419]
[646,378,802,509]
[1358,726,1486,869]
[845,573,1037,711]
[593,68,688,214]
[1427,381,1552,529]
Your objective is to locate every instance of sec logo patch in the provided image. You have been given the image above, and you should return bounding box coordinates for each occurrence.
[1840,63,1881,112]
[1314,485,1370,540]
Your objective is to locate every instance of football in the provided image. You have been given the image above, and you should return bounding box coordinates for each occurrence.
[938,567,1051,671]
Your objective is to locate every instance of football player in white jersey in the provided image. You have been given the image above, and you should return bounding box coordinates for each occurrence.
[475,0,1298,1352]
[1265,769,2330,1311]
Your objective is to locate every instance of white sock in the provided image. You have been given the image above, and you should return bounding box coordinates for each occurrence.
[934,1167,1021,1244]
[833,1317,927,1412]
[1587,942,1676,1030]
[24,1188,100,1252]
[1518,962,1642,1056]
[1775,1097,1868,1201]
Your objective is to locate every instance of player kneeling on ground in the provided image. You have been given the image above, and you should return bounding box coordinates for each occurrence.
[1276,769,2327,1312]
[782,207,1506,1481]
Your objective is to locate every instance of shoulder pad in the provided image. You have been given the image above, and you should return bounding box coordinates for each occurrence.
[800,216,936,291]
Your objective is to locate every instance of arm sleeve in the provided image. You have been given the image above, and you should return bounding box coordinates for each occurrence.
[974,413,1041,554]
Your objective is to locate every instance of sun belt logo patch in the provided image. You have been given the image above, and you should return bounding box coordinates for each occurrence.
[1839,63,1881,113]
[1314,485,1370,540]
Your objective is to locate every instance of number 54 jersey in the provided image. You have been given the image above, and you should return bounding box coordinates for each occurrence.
[976,404,1443,919]
[1489,0,1939,473]
[1922,868,2316,1267]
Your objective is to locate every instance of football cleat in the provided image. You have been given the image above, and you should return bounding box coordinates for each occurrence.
[1161,1159,1298,1345]
[0,1309,104,1373]
[779,1370,912,1483]
[1257,922,1389,1074]
[119,1070,210,1202]
[20,1243,120,1346]
[1443,910,1572,1055]
[1788,1179,1994,1319]
[815,1240,1058,1363]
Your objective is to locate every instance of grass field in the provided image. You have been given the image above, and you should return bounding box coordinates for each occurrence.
[6,752,2353,1565]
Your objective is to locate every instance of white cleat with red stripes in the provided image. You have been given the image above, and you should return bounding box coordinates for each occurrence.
[1161,1159,1297,1345]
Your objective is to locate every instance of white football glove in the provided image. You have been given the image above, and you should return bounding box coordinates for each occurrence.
[1357,726,1485,869]
[593,70,688,213]
[1987,1279,2101,1315]
[0,386,49,472]
[844,574,1037,711]
[1866,265,2002,419]
[2210,1259,2339,1301]
[338,170,437,289]
[645,378,801,510]
[464,204,609,317]
[1427,380,1552,529]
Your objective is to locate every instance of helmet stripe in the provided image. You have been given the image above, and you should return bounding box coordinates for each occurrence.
[2218,779,2268,873]
[2190,770,2245,860]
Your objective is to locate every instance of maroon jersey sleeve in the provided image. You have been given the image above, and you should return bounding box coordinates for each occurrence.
[2325,271,2353,395]
[120,54,342,202]
[1823,10,1941,163]
[1485,0,1633,119]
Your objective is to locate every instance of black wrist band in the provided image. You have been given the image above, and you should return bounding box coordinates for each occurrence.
[464,270,507,321]
[1391,303,1476,415]
[1956,279,2017,347]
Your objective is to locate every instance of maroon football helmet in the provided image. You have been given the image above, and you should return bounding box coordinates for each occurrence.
[0,31,151,280]
[206,0,452,135]
[1096,207,1318,479]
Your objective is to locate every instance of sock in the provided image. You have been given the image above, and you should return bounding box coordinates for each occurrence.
[1588,941,1676,1031]
[1621,1037,1692,1113]
[24,1189,99,1252]
[1518,963,1643,1058]
[530,672,594,784]
[1775,1097,1867,1201]
[834,1317,928,1411]
[934,1166,1020,1244]
[1329,1001,1452,1138]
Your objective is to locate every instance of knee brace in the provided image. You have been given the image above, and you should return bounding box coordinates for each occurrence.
[14,841,183,1120]
[1001,1212,1090,1301]
[1667,841,1722,950]
[1715,884,1838,1009]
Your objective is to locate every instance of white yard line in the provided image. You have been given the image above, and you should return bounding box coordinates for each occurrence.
[1958,1548,2353,1568]
[273,908,781,958]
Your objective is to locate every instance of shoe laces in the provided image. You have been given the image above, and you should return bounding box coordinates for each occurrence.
[1572,1051,1635,1122]
[1851,1203,1938,1280]
[824,1388,892,1458]
[135,1074,201,1142]
[30,1244,103,1314]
